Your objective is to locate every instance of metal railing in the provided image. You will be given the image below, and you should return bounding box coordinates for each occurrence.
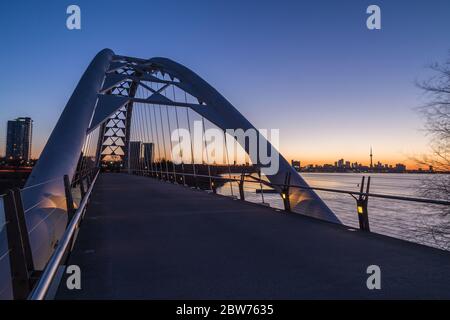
[128,168,450,204]
[0,166,100,300]
[28,169,99,300]
[4,165,446,299]
[127,168,450,244]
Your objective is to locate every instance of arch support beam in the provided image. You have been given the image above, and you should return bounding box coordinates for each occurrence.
[24,49,114,269]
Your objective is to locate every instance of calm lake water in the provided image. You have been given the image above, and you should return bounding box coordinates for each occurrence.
[216,173,450,250]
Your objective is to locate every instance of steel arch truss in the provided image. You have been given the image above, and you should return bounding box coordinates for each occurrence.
[89,51,340,223]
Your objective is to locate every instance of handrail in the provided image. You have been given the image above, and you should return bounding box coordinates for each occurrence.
[127,169,450,206]
[28,169,100,300]
[265,181,450,206]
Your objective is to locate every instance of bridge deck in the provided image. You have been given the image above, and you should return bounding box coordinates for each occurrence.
[56,173,450,299]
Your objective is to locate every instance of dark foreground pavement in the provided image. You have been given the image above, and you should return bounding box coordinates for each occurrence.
[56,173,450,299]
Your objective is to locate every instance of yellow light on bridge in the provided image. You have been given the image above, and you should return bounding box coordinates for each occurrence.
[357,206,364,214]
[281,193,286,200]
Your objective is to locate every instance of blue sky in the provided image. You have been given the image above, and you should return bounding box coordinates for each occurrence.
[1,0,449,166]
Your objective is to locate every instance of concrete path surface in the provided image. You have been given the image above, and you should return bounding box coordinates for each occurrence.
[56,173,450,299]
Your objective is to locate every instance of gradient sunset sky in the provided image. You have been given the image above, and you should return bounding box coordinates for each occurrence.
[1,0,449,168]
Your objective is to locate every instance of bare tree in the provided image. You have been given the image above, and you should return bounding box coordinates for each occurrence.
[415,53,450,249]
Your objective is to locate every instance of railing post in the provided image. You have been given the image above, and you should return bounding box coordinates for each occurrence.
[258,169,265,204]
[181,165,186,186]
[64,174,75,222]
[79,178,86,199]
[172,164,177,184]
[12,188,34,274]
[86,172,92,187]
[3,189,34,299]
[194,173,199,189]
[282,172,291,212]
[211,178,217,194]
[238,171,245,201]
[180,173,185,185]
[356,176,371,232]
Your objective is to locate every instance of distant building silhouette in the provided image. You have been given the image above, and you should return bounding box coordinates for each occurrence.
[143,142,154,169]
[299,157,407,173]
[129,141,143,169]
[6,117,33,161]
[291,160,301,171]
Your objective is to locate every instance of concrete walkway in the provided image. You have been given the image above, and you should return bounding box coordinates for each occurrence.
[56,173,450,299]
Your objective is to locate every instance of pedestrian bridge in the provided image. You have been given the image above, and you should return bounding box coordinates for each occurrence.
[1,49,449,300]
[54,173,450,299]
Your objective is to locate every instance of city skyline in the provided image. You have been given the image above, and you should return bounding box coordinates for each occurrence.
[0,117,437,169]
[294,151,409,169]
[1,1,450,169]
[0,117,422,170]
[293,156,411,173]
[290,148,412,170]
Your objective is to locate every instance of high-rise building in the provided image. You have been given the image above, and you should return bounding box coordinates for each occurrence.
[370,146,373,168]
[6,117,33,161]
[128,141,143,169]
[143,142,154,169]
